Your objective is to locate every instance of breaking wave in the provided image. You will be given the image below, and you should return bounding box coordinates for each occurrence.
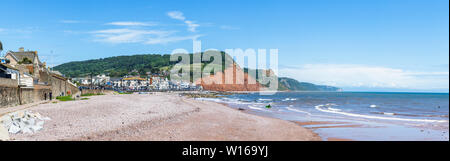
[248,105,266,111]
[282,98,297,101]
[315,104,448,123]
[286,107,312,115]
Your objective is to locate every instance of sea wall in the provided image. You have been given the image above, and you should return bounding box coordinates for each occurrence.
[0,78,20,107]
[0,86,20,107]
[19,86,52,105]
[0,85,52,108]
[50,76,79,97]
[0,78,18,87]
[50,76,67,97]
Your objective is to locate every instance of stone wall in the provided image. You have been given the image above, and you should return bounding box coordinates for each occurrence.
[68,82,79,96]
[38,70,51,85]
[0,78,18,87]
[80,89,108,95]
[1,72,79,108]
[0,86,20,107]
[50,76,66,97]
[19,87,51,105]
[49,76,79,98]
[0,85,51,108]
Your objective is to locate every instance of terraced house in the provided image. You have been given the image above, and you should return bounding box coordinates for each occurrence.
[0,46,79,108]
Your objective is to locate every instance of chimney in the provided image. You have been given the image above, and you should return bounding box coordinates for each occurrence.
[19,47,24,52]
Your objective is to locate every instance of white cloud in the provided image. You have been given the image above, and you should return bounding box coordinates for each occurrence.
[220,25,239,30]
[167,11,199,32]
[184,20,200,32]
[88,11,203,45]
[0,27,35,37]
[167,11,186,21]
[63,30,84,35]
[145,35,202,44]
[91,28,200,45]
[60,20,81,24]
[279,64,449,90]
[91,28,171,44]
[106,21,157,26]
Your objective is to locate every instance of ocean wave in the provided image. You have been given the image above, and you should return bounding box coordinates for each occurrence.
[222,98,250,104]
[328,107,341,112]
[371,112,449,118]
[248,105,266,111]
[282,98,297,101]
[196,97,243,105]
[286,107,312,115]
[315,104,448,123]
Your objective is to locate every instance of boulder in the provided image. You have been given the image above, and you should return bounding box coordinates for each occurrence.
[0,110,49,135]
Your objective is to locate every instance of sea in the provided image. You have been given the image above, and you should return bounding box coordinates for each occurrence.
[195,92,449,141]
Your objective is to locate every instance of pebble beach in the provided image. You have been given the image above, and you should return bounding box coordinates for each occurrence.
[4,92,320,141]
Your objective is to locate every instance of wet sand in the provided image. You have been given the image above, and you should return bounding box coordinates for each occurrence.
[8,93,320,141]
[292,121,363,129]
[326,137,354,141]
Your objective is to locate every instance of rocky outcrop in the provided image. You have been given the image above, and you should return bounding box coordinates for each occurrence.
[194,64,261,91]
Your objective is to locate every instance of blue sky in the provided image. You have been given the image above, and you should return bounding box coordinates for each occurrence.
[0,0,448,92]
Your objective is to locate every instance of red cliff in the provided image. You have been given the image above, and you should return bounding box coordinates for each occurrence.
[194,64,261,91]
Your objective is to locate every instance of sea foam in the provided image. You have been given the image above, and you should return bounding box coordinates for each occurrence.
[315,104,448,123]
[286,107,312,115]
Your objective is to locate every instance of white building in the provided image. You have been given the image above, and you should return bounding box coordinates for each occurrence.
[72,77,90,85]
[73,74,110,86]
[92,74,110,86]
[121,77,149,90]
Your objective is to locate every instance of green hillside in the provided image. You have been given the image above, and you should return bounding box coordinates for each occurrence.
[278,77,341,91]
[54,51,234,78]
[243,68,341,91]
[54,54,172,77]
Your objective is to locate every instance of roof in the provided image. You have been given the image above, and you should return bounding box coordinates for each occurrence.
[0,63,19,71]
[51,73,68,81]
[123,77,147,81]
[50,70,62,75]
[110,77,123,81]
[6,51,42,65]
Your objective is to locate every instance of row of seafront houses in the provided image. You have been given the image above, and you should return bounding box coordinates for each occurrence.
[1,47,200,93]
[72,74,202,91]
[1,45,201,107]
[1,45,79,107]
